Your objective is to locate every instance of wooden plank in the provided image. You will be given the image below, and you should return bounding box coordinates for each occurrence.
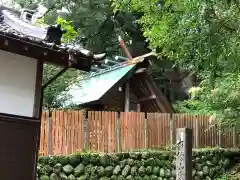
[69,110,74,154]
[136,112,140,149]
[107,111,111,152]
[125,112,130,150]
[112,111,117,152]
[64,111,68,154]
[56,110,61,155]
[109,112,113,152]
[124,82,130,112]
[139,113,143,149]
[110,112,116,152]
[125,112,129,150]
[44,111,49,156]
[76,111,83,152]
[103,111,108,152]
[162,113,166,147]
[88,111,93,151]
[72,111,76,152]
[39,111,239,155]
[51,111,56,155]
[94,111,99,152]
[147,113,152,148]
[77,111,81,151]
[59,110,63,155]
[99,111,104,152]
[39,111,45,155]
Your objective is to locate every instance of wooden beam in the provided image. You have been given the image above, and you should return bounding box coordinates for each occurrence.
[135,68,147,74]
[42,67,68,89]
[124,82,130,112]
[137,103,141,112]
[145,78,167,112]
[138,95,156,102]
[118,36,133,61]
[33,60,43,118]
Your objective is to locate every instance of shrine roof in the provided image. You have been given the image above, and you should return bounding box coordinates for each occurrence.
[64,57,173,113]
[0,6,104,71]
[67,63,136,105]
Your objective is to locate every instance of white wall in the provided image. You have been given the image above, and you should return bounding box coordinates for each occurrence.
[0,50,38,117]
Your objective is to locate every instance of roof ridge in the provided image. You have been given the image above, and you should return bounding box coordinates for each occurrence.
[79,61,136,81]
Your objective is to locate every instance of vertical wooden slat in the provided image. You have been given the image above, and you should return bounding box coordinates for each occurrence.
[77,111,81,151]
[88,111,91,151]
[201,115,204,147]
[137,112,140,149]
[51,111,56,155]
[147,113,150,148]
[126,112,129,150]
[89,111,94,151]
[138,112,143,149]
[126,112,130,150]
[70,111,74,154]
[58,110,63,155]
[112,112,116,152]
[54,110,59,155]
[66,111,70,154]
[102,111,106,152]
[95,111,99,152]
[44,111,49,156]
[114,112,118,152]
[107,112,111,152]
[40,111,238,155]
[98,111,102,152]
[62,111,65,155]
[92,111,95,151]
[136,113,139,149]
[131,112,135,150]
[110,112,113,152]
[72,111,76,152]
[163,113,166,147]
[148,113,152,148]
[39,111,45,155]
[143,113,147,149]
[78,111,84,151]
[108,111,113,152]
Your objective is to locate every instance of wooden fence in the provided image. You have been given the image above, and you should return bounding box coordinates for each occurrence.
[39,111,240,156]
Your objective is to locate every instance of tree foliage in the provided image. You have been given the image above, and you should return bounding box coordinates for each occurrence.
[40,17,84,109]
[15,0,149,56]
[12,0,154,108]
[12,0,151,108]
[42,65,83,109]
[112,0,240,127]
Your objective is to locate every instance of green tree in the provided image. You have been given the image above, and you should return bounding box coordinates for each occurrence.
[112,0,240,128]
[40,17,84,109]
[42,65,83,109]
[14,0,149,56]
[13,0,153,108]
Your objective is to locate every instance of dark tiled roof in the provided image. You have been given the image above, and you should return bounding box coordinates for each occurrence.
[0,6,105,70]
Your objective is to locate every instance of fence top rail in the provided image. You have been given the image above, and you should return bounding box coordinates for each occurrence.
[42,110,210,116]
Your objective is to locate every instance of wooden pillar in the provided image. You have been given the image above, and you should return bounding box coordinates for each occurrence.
[124,82,130,112]
[176,128,193,180]
[137,103,141,112]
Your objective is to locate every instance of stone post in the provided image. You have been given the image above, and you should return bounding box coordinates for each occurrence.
[176,128,193,180]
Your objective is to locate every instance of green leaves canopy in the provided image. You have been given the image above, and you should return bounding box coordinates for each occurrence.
[112,0,240,127]
[41,17,83,109]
